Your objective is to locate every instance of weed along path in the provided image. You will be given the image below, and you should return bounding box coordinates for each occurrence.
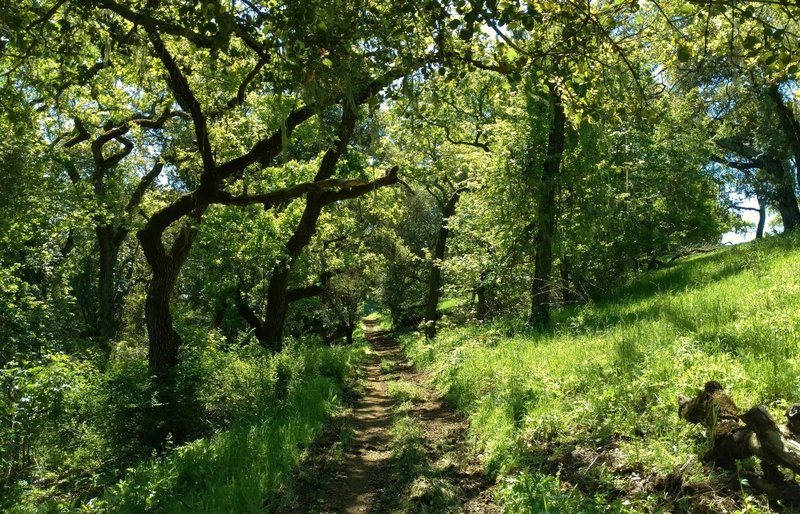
[281,319,498,513]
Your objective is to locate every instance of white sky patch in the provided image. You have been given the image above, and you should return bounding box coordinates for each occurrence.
[721,195,774,245]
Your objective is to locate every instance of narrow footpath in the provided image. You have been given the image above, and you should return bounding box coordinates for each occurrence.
[280,319,498,513]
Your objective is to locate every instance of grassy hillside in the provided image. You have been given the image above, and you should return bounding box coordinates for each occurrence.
[401,233,800,513]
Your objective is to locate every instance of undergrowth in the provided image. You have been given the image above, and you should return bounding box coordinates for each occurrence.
[2,337,366,513]
[400,233,800,513]
[101,343,364,514]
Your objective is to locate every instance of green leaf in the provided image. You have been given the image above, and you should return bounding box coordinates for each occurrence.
[676,45,692,63]
[742,35,759,50]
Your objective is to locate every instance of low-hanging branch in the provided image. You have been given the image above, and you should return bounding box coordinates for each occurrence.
[215,167,399,209]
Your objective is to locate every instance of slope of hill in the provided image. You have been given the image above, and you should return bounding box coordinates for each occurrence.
[400,233,800,513]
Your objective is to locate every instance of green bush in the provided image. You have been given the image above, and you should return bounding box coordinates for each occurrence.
[98,340,365,514]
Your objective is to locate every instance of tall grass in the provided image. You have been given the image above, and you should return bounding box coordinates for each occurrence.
[2,341,365,514]
[96,343,365,514]
[401,233,800,512]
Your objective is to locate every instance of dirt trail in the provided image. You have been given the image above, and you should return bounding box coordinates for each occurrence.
[280,320,497,514]
[281,320,396,513]
[377,331,500,514]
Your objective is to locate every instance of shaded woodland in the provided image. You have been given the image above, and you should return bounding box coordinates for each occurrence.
[2,0,800,511]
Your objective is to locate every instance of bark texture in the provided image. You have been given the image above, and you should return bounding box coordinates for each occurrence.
[529,84,566,328]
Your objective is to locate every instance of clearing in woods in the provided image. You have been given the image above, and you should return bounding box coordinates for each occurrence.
[281,319,498,513]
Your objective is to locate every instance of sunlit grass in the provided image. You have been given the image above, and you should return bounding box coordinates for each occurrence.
[401,233,800,513]
[379,357,398,373]
[383,377,461,514]
[388,381,424,405]
[93,344,366,514]
[363,310,393,331]
[438,297,463,312]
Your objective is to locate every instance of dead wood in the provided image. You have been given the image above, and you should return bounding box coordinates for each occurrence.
[678,381,800,484]
[786,404,800,438]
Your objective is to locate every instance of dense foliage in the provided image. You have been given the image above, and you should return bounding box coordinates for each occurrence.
[1,0,799,511]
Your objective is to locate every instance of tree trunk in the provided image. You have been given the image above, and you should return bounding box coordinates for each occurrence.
[765,85,800,231]
[529,84,566,328]
[768,84,800,188]
[262,198,326,349]
[210,309,224,330]
[476,272,488,321]
[244,167,399,348]
[138,211,204,378]
[756,195,767,239]
[768,160,800,233]
[144,263,183,375]
[263,263,292,349]
[715,137,800,233]
[774,198,800,233]
[345,322,355,346]
[424,190,461,339]
[235,293,269,342]
[137,215,204,449]
[97,225,121,344]
[261,107,357,349]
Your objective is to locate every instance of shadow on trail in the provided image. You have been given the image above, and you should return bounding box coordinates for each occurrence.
[280,319,498,513]
[369,329,500,514]
[280,319,396,514]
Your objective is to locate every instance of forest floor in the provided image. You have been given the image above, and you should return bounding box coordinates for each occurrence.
[280,319,499,514]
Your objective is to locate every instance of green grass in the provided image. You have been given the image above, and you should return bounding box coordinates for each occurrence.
[381,377,461,514]
[400,234,800,513]
[380,357,398,373]
[388,381,424,406]
[87,343,365,514]
[437,297,463,313]
[364,311,394,331]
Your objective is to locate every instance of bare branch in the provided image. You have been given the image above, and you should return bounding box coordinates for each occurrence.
[147,31,215,172]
